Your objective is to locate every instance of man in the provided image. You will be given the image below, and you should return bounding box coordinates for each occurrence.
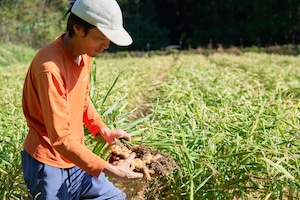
[21,0,143,199]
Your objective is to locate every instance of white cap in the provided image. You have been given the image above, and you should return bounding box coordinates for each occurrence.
[71,0,133,46]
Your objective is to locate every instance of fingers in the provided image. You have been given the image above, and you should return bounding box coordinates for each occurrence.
[125,153,144,179]
[129,171,144,179]
[116,130,131,142]
[101,127,132,145]
[125,152,136,163]
[114,152,143,179]
[111,130,131,143]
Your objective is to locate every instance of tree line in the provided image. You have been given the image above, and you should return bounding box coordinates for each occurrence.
[0,0,299,50]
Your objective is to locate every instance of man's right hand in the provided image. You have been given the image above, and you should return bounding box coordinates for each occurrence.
[103,152,143,179]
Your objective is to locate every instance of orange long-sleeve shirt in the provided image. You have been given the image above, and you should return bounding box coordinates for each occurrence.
[22,34,107,177]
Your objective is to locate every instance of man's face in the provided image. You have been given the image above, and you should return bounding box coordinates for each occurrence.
[79,27,110,57]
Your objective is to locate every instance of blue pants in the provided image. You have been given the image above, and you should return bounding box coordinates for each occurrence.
[21,150,126,200]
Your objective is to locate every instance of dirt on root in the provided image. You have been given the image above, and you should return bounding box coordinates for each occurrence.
[109,143,178,199]
[131,144,177,177]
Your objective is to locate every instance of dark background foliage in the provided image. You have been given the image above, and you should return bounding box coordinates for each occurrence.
[0,0,299,50]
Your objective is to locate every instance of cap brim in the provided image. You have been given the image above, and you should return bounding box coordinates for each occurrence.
[97,26,133,46]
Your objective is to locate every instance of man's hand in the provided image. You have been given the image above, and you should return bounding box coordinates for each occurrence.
[99,127,131,145]
[103,152,143,180]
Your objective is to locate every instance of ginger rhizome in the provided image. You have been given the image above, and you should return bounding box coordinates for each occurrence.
[109,144,171,180]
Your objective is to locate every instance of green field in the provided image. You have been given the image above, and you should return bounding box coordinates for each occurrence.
[0,45,300,199]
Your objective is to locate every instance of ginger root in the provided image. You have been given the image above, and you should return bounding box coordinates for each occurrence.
[110,144,132,159]
[143,152,162,164]
[109,144,164,180]
[130,158,154,180]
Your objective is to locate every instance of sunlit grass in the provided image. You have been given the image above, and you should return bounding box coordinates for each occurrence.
[1,50,299,199]
[137,53,300,199]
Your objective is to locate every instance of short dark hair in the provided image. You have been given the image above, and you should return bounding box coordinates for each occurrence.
[66,13,96,37]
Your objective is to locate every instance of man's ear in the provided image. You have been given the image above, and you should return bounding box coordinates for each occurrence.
[73,24,84,37]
